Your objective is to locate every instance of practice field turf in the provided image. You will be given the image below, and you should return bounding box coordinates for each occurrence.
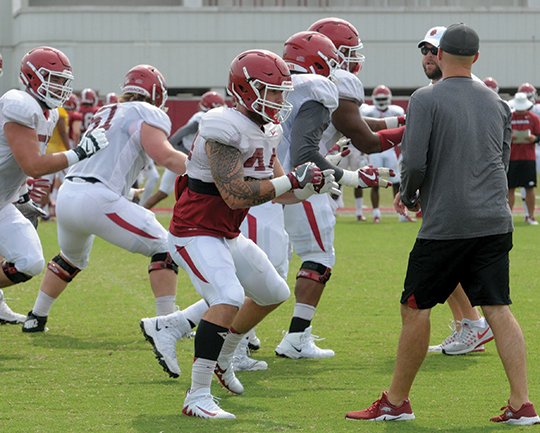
[1,210,539,432]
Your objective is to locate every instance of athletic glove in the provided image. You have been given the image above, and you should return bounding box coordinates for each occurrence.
[294,169,341,200]
[286,162,323,189]
[64,127,109,166]
[26,178,51,204]
[271,162,323,197]
[325,137,351,167]
[339,165,394,188]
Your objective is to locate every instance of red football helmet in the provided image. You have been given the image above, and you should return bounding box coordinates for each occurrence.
[518,82,537,103]
[105,92,118,105]
[227,49,293,124]
[283,31,340,77]
[200,91,225,111]
[483,77,499,93]
[121,64,168,109]
[0,53,3,77]
[81,88,98,106]
[19,46,74,109]
[308,17,365,74]
[64,93,80,111]
[372,85,392,111]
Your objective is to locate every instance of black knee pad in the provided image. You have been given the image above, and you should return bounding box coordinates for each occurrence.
[47,255,81,282]
[296,261,332,284]
[148,252,178,274]
[2,261,32,284]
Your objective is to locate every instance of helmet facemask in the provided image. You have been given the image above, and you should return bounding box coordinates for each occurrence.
[338,43,365,73]
[231,66,294,124]
[25,61,73,109]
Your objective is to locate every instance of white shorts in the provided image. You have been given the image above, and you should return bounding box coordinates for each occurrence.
[168,233,290,308]
[0,204,45,276]
[284,194,335,268]
[56,180,169,269]
[158,168,177,195]
[369,148,401,183]
[239,201,289,280]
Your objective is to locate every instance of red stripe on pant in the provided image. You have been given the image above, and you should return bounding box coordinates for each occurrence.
[176,245,208,283]
[247,214,257,244]
[302,201,325,252]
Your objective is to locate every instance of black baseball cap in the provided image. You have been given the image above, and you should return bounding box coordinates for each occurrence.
[439,23,479,56]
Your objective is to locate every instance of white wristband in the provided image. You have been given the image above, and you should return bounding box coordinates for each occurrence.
[338,169,358,187]
[270,175,293,197]
[384,117,399,129]
[64,149,80,166]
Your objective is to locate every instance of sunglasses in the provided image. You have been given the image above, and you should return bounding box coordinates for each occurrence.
[420,46,438,56]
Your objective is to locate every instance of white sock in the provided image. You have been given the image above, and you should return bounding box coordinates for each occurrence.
[355,197,364,216]
[32,290,56,317]
[218,330,245,366]
[191,358,216,394]
[181,299,208,326]
[373,208,381,219]
[293,303,316,321]
[155,295,176,316]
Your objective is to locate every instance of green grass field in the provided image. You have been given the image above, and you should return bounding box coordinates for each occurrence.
[1,203,539,432]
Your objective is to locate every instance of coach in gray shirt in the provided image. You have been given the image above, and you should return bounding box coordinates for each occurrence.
[345,23,540,424]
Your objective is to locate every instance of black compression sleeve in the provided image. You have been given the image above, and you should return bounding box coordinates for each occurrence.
[289,100,344,180]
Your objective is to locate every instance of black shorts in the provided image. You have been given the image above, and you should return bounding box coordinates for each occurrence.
[507,160,537,188]
[401,232,513,309]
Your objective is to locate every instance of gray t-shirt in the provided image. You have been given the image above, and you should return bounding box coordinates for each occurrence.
[400,76,513,240]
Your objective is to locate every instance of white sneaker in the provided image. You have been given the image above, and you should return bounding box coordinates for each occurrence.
[525,216,539,225]
[140,310,192,378]
[0,290,26,324]
[232,338,268,372]
[443,318,494,355]
[247,330,261,351]
[428,320,459,353]
[214,360,244,395]
[182,388,236,419]
[275,326,335,359]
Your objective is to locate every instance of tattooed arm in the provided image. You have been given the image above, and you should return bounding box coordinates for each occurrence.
[206,140,278,209]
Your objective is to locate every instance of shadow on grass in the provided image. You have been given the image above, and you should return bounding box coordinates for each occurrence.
[132,412,303,433]
[380,422,515,433]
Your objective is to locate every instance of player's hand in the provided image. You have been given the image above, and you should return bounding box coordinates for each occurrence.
[73,127,109,161]
[357,165,394,188]
[26,177,51,205]
[314,169,341,196]
[287,162,323,189]
[325,137,351,167]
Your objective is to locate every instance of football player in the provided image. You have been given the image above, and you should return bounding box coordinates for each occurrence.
[22,65,199,341]
[0,46,108,321]
[274,23,399,360]
[79,87,99,135]
[361,85,409,223]
[167,49,338,419]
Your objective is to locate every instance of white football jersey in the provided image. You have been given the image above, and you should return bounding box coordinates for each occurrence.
[279,73,339,171]
[361,104,405,119]
[188,106,282,182]
[0,89,58,207]
[67,101,171,197]
[319,69,365,153]
[181,110,204,150]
